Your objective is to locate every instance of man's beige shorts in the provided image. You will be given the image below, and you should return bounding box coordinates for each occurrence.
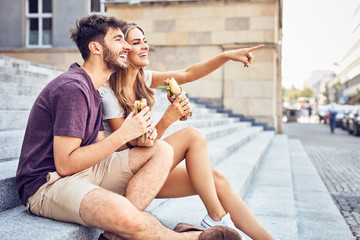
[27,150,133,226]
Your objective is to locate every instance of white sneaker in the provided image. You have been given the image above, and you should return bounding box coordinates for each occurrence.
[200,213,236,229]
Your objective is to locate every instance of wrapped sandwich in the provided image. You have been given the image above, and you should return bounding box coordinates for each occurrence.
[157,77,192,121]
[134,98,154,147]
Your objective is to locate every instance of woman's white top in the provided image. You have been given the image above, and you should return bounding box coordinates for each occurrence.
[98,70,153,136]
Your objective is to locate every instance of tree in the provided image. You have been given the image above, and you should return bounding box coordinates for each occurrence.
[300,87,314,98]
[349,89,360,105]
[331,82,342,103]
[283,85,314,103]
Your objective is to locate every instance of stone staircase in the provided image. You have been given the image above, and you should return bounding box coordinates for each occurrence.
[0,55,354,240]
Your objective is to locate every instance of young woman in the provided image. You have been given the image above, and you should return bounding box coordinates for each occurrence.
[99,23,274,240]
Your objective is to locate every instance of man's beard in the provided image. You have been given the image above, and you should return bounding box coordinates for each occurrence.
[103,44,127,72]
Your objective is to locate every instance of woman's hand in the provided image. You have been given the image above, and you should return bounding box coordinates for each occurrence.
[148,128,158,140]
[164,92,192,126]
[225,45,264,67]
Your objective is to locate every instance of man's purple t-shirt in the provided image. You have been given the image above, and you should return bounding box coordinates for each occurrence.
[16,63,104,205]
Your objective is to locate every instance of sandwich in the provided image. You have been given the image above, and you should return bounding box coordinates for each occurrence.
[157,77,192,121]
[133,98,154,147]
[134,98,148,114]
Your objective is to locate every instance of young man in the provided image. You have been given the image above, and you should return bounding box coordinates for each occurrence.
[15,14,241,240]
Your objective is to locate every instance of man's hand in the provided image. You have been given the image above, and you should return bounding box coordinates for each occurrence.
[225,45,264,67]
[120,106,155,141]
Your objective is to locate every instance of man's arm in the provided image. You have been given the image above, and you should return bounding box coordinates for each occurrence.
[54,107,154,176]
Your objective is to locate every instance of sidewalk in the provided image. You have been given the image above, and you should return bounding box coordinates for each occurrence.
[241,134,354,239]
[283,120,360,239]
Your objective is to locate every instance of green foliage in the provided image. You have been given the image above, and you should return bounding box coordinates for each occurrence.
[349,89,360,105]
[283,85,314,103]
[332,82,341,89]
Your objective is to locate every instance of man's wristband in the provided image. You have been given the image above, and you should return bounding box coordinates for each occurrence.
[126,142,134,149]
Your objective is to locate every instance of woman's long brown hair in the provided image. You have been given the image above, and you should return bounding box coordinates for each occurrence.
[108,23,155,117]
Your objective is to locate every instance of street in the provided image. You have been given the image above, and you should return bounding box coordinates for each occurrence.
[283,120,360,239]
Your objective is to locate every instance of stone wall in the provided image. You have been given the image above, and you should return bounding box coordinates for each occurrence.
[0,49,83,70]
[106,0,283,132]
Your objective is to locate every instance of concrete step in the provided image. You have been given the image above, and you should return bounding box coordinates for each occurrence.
[164,117,240,136]
[0,206,101,240]
[199,122,251,141]
[152,111,228,122]
[0,81,45,96]
[0,123,254,212]
[0,117,239,162]
[0,160,21,211]
[0,68,50,85]
[243,134,297,239]
[0,130,24,160]
[240,135,354,240]
[0,94,36,110]
[146,127,268,214]
[289,139,354,240]
[0,98,224,157]
[0,55,63,82]
[152,101,210,114]
[148,131,275,229]
[0,127,270,240]
[0,110,30,131]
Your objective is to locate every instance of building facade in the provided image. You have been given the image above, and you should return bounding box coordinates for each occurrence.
[328,3,360,104]
[0,0,283,132]
[105,0,283,131]
[305,70,334,104]
[0,0,105,69]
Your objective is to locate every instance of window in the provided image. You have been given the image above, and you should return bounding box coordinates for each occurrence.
[88,0,105,14]
[26,0,52,47]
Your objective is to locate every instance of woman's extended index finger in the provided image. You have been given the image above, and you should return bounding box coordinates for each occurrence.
[248,44,264,52]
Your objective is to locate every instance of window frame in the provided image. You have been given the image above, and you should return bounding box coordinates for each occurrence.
[25,0,53,48]
[88,0,105,14]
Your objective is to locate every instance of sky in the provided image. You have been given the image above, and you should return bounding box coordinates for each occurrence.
[282,0,359,89]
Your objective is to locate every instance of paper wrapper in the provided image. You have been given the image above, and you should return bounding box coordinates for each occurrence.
[166,89,192,121]
[137,133,154,147]
[134,103,154,147]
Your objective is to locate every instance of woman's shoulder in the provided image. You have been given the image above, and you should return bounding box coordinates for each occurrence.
[144,70,152,87]
[98,82,116,100]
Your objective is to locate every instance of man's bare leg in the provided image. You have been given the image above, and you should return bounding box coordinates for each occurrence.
[125,140,174,210]
[80,188,201,240]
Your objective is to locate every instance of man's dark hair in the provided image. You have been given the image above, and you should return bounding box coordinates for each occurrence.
[70,14,127,60]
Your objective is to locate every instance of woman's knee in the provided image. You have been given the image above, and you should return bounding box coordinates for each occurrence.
[183,127,207,145]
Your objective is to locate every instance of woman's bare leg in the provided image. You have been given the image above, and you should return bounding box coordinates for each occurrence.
[157,127,274,239]
[212,170,274,240]
[157,166,274,240]
[160,127,226,221]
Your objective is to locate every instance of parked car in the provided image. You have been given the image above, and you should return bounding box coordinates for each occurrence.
[353,114,360,136]
[335,109,346,127]
[348,108,360,134]
[317,105,329,124]
[342,109,351,130]
[342,106,357,130]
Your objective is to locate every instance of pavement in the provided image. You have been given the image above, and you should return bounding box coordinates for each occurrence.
[283,117,360,239]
